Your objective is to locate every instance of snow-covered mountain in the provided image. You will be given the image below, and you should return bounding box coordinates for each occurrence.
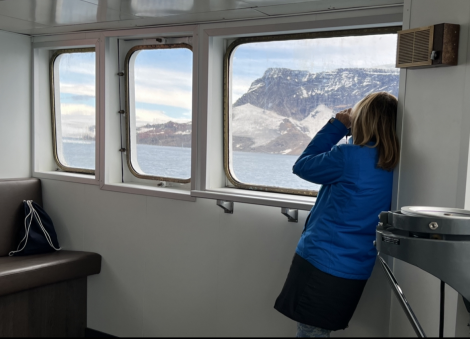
[137,67,399,155]
[234,67,399,120]
[231,103,334,155]
[137,121,191,147]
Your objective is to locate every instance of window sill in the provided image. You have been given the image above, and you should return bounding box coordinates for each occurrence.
[191,187,315,210]
[33,171,98,185]
[101,182,196,202]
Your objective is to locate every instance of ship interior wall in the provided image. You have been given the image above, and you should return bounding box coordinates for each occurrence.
[0,30,31,179]
[0,0,470,337]
[389,0,470,337]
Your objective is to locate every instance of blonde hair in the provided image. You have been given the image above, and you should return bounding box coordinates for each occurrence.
[351,92,400,171]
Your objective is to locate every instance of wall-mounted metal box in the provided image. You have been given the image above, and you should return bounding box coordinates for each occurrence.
[396,23,460,68]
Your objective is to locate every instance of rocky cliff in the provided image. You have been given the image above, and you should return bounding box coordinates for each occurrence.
[137,67,399,155]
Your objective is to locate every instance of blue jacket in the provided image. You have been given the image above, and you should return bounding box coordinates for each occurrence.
[293,118,393,280]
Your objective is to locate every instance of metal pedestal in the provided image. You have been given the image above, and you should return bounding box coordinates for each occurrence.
[378,255,426,337]
[376,206,470,337]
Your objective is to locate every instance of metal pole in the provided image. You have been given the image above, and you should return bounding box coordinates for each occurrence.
[439,280,445,338]
[378,255,427,337]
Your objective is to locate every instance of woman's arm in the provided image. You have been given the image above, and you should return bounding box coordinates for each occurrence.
[293,115,349,185]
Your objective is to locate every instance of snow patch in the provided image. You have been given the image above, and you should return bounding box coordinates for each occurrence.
[300,104,335,138]
[281,149,292,155]
[232,103,335,146]
[231,104,286,147]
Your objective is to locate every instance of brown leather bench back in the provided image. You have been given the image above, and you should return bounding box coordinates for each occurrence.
[0,178,42,257]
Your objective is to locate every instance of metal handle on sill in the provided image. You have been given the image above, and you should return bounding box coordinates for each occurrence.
[281,208,298,222]
[217,200,233,214]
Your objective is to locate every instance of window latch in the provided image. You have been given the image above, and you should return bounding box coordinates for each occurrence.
[117,72,125,76]
[119,148,126,152]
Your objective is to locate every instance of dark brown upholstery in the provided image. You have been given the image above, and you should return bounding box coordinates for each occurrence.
[0,178,101,336]
[0,178,42,257]
[0,178,101,298]
[0,251,101,297]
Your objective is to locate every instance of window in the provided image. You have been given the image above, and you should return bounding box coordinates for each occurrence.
[50,48,96,174]
[125,44,193,183]
[224,27,400,196]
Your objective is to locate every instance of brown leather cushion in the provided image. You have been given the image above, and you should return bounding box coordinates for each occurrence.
[0,178,43,257]
[0,251,101,297]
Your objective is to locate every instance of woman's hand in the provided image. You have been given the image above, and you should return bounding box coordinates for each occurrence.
[335,108,352,129]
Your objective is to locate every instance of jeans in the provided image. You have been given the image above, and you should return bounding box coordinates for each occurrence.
[296,322,331,337]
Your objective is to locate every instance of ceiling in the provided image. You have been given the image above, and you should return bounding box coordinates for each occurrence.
[0,0,403,36]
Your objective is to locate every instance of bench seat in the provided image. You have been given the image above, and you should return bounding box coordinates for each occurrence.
[0,250,101,297]
[0,178,102,336]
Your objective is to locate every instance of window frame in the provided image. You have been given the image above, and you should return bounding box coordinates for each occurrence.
[50,47,96,175]
[124,43,193,184]
[223,26,401,197]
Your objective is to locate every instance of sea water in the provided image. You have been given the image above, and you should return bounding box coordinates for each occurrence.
[62,141,320,191]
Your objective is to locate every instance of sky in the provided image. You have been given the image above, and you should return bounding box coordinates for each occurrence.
[231,33,398,102]
[58,51,96,139]
[57,33,397,138]
[58,48,193,139]
[133,48,192,126]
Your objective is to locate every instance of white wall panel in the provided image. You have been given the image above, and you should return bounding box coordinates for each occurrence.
[0,30,31,179]
[40,178,395,337]
[41,179,87,250]
[390,0,470,337]
[212,203,303,337]
[82,185,147,337]
[142,196,221,337]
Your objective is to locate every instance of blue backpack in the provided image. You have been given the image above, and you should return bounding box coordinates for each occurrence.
[9,200,61,256]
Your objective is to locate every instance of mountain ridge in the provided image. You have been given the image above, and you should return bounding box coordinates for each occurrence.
[234,67,399,120]
[137,67,399,155]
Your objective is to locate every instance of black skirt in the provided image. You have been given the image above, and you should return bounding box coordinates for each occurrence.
[274,254,367,331]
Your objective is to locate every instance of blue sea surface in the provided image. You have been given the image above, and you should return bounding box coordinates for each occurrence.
[62,141,320,191]
[62,141,95,170]
[136,144,191,179]
[231,151,320,191]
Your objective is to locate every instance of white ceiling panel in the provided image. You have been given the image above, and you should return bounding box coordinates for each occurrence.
[119,0,254,18]
[0,0,403,36]
[132,6,265,25]
[81,0,123,11]
[0,14,47,35]
[0,0,139,26]
[240,0,321,6]
[29,7,265,36]
[80,0,250,14]
[255,0,403,16]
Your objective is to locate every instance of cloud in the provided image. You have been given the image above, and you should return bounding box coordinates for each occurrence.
[135,108,191,127]
[229,34,399,101]
[59,103,95,116]
[134,66,192,88]
[232,34,398,73]
[232,78,253,102]
[60,83,95,96]
[133,66,192,109]
[238,34,397,52]
[134,87,192,110]
[58,53,95,76]
[57,105,95,139]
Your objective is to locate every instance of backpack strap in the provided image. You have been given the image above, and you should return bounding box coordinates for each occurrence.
[8,200,61,256]
[9,200,35,256]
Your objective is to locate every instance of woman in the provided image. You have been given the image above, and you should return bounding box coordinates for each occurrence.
[274,92,400,337]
